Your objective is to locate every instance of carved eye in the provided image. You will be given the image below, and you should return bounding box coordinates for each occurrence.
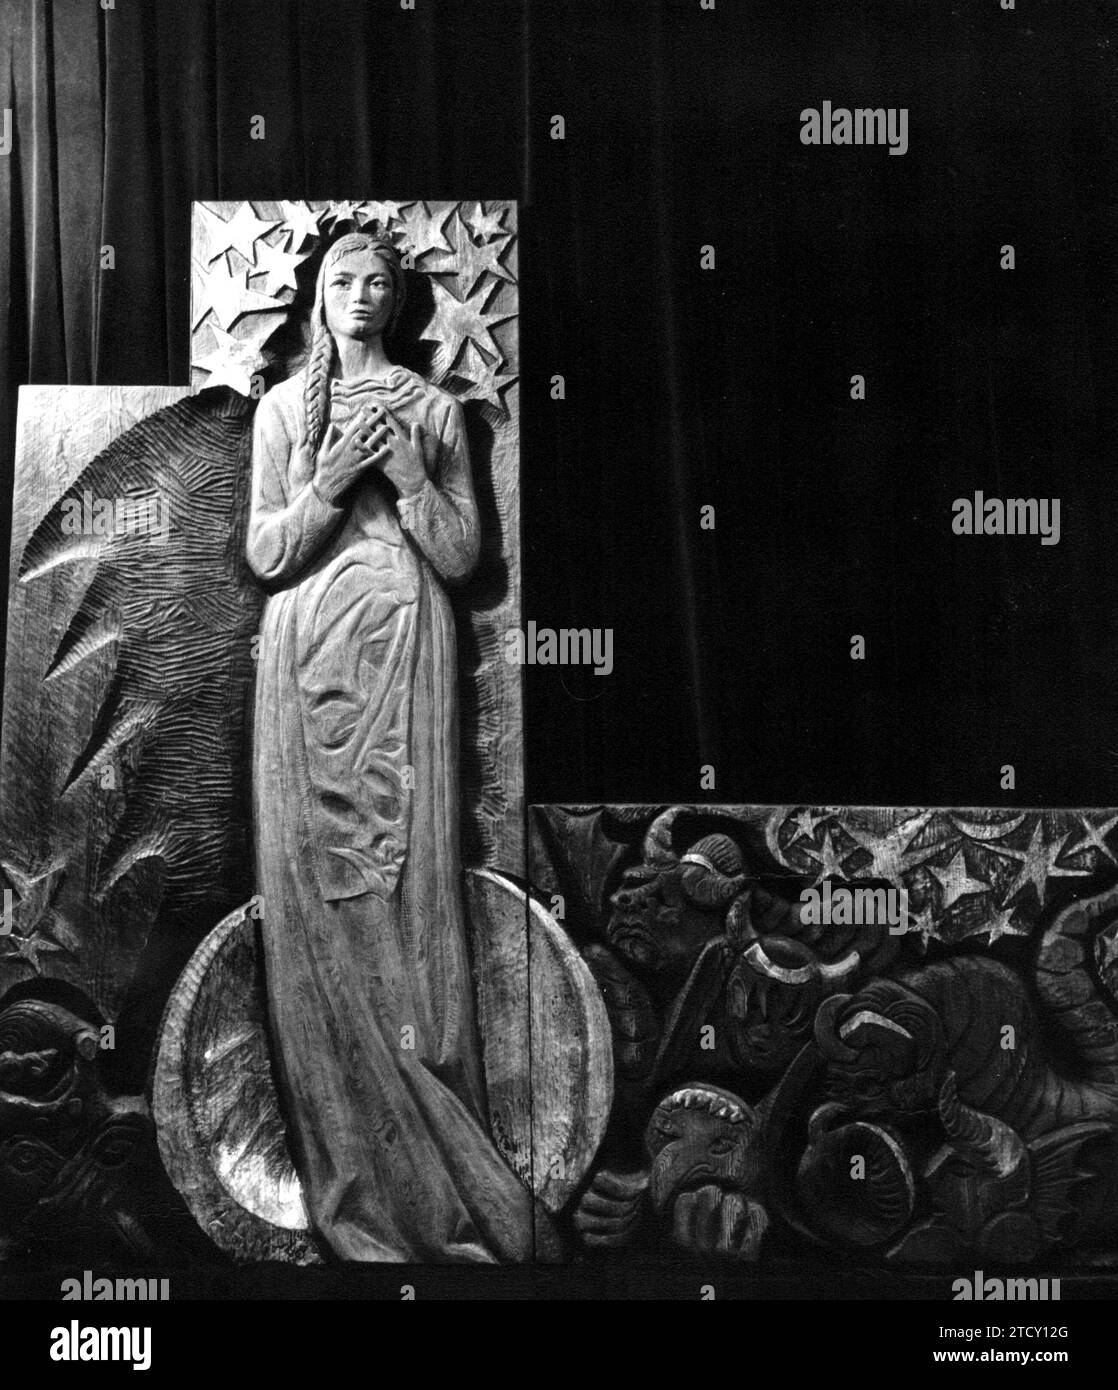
[708,1137,737,1156]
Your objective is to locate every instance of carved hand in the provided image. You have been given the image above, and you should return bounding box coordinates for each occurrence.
[573,1168,648,1249]
[375,405,433,499]
[306,405,392,506]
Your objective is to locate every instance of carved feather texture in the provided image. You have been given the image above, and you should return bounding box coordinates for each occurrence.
[18,395,263,925]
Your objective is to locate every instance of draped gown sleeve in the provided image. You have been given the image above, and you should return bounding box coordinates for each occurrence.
[246,391,345,585]
[395,397,480,583]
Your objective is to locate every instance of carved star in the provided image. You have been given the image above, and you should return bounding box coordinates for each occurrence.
[787,807,829,848]
[199,264,287,331]
[196,203,236,266]
[421,277,516,380]
[396,202,455,261]
[355,200,412,234]
[843,810,937,884]
[430,210,516,300]
[984,902,1027,944]
[454,341,518,418]
[194,326,271,397]
[0,860,65,935]
[253,241,307,298]
[321,200,363,231]
[278,200,324,251]
[928,848,990,912]
[1,931,63,973]
[903,899,938,949]
[1000,818,1092,910]
[806,826,851,887]
[201,201,280,267]
[463,201,508,243]
[1065,812,1118,870]
[0,860,72,974]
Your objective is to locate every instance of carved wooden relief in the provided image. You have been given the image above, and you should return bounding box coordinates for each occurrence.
[191,200,521,870]
[0,200,549,1266]
[531,805,1118,1265]
[6,202,1115,1288]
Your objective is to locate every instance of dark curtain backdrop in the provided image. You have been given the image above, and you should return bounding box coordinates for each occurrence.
[3,0,1118,808]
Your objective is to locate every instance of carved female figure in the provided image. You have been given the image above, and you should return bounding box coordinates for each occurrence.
[246,231,532,1261]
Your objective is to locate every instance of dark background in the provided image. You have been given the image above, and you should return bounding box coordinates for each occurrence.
[2,0,1117,809]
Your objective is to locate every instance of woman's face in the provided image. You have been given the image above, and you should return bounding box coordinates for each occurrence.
[323,248,396,342]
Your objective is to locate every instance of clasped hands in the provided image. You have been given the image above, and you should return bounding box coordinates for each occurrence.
[305,402,430,506]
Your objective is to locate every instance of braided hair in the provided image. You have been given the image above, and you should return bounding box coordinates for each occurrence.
[303,231,407,454]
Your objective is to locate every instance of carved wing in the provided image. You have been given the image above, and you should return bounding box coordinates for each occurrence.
[3,389,262,1022]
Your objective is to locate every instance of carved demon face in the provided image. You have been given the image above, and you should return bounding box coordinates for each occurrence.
[607,863,725,974]
[725,937,831,1076]
[606,822,748,976]
[814,981,945,1119]
[582,944,659,1079]
[645,1084,764,1211]
[0,999,107,1240]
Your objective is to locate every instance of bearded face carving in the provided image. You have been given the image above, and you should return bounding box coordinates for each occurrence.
[606,813,748,975]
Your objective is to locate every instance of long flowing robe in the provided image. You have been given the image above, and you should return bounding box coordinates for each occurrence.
[246,365,534,1262]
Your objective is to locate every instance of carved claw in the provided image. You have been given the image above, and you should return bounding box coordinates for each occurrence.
[669,1184,770,1262]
